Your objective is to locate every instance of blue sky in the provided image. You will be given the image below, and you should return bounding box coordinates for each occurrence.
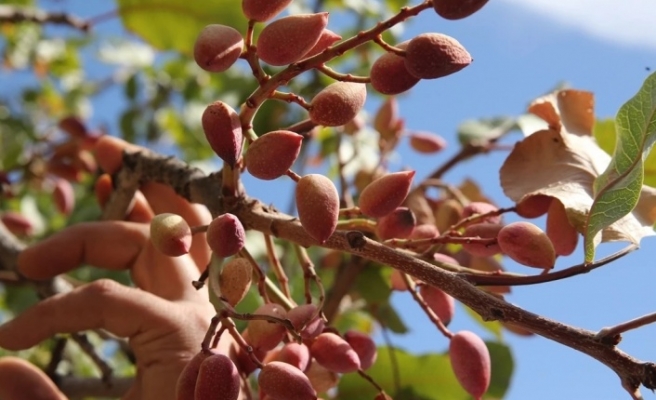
[383,1,656,399]
[4,1,656,399]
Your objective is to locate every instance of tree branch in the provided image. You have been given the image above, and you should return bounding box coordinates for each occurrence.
[0,5,91,32]
[113,149,656,397]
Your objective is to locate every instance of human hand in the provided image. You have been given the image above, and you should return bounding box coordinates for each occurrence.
[0,136,221,400]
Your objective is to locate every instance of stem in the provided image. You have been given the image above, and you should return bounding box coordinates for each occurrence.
[221,164,241,198]
[336,218,377,233]
[222,306,301,343]
[70,333,114,382]
[401,273,453,339]
[336,134,355,208]
[380,326,401,394]
[238,247,271,304]
[264,234,292,299]
[385,235,498,249]
[358,369,384,392]
[191,224,208,235]
[192,263,210,290]
[239,1,433,126]
[223,316,265,369]
[315,64,371,83]
[201,316,221,350]
[596,312,656,344]
[0,5,91,32]
[465,244,637,287]
[81,146,656,397]
[270,91,311,109]
[449,206,514,230]
[323,255,366,322]
[339,206,363,219]
[294,244,325,308]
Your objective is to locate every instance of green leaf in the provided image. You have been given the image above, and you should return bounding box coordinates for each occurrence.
[595,118,656,188]
[584,71,656,262]
[464,306,503,340]
[124,74,139,101]
[370,301,407,334]
[116,0,247,55]
[338,347,469,400]
[486,341,514,399]
[353,263,391,304]
[457,117,515,145]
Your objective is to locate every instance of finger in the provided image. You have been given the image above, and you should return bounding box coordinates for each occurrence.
[0,357,66,400]
[17,222,198,299]
[18,221,146,280]
[0,280,184,351]
[93,136,143,175]
[95,173,154,223]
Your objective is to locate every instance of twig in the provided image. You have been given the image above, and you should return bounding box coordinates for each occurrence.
[0,5,91,32]
[294,244,325,307]
[220,304,301,343]
[358,369,384,392]
[336,133,355,208]
[264,234,292,299]
[240,1,433,125]
[270,91,311,109]
[322,255,366,322]
[223,316,264,369]
[420,179,470,205]
[78,146,656,397]
[45,337,68,377]
[315,64,371,83]
[238,247,271,304]
[201,316,221,350]
[401,273,453,339]
[597,312,656,344]
[70,332,113,383]
[463,244,638,287]
[385,235,498,249]
[380,326,401,394]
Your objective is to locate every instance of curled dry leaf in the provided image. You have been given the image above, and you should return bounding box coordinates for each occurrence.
[500,88,656,250]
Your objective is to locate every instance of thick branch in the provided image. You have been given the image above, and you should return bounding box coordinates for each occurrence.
[114,150,656,395]
[4,148,655,397]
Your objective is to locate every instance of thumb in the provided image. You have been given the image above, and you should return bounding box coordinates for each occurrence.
[0,357,66,400]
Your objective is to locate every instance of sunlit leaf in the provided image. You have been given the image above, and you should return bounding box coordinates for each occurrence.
[486,341,514,399]
[465,306,503,340]
[117,0,247,55]
[594,118,656,188]
[501,88,656,263]
[457,117,515,145]
[338,347,469,400]
[585,72,656,262]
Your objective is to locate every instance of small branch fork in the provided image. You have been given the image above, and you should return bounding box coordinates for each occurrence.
[102,149,656,398]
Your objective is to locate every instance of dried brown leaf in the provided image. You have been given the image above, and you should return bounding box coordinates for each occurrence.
[500,128,656,246]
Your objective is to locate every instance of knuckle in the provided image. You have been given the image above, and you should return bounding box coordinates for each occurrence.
[83,278,123,299]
